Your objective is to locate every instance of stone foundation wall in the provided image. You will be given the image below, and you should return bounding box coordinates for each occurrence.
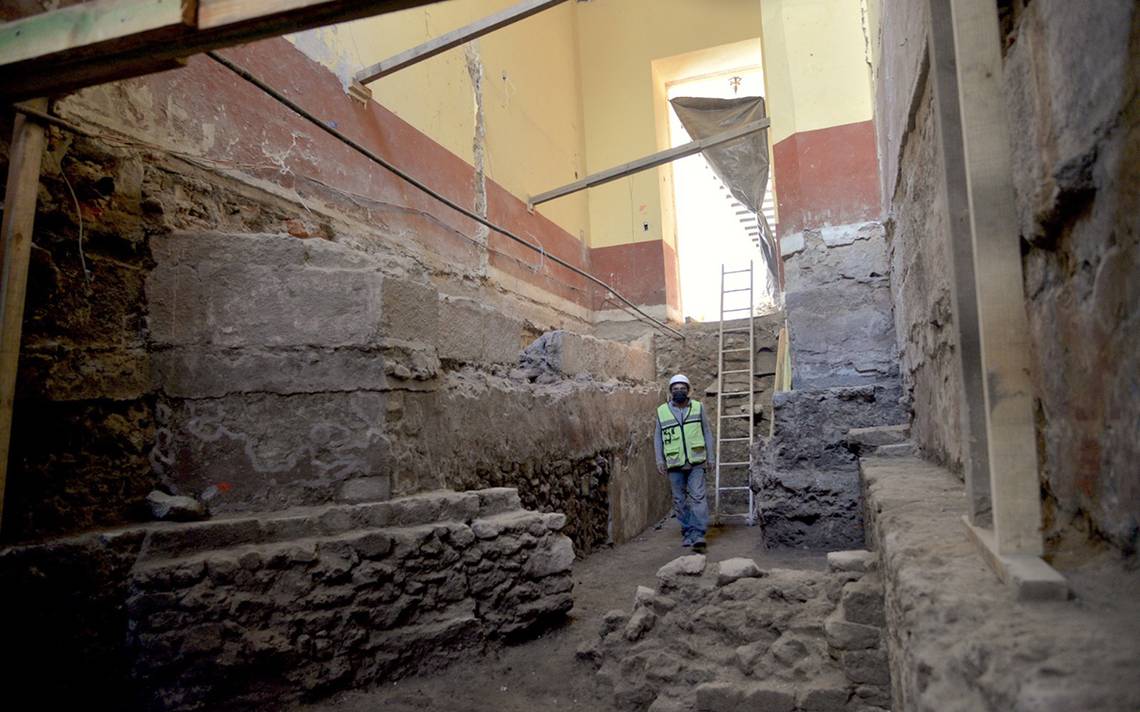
[862,455,1140,711]
[883,76,964,474]
[1,132,670,545]
[1002,0,1139,553]
[781,222,898,390]
[1,488,573,710]
[876,0,1139,553]
[755,384,908,550]
[579,552,892,712]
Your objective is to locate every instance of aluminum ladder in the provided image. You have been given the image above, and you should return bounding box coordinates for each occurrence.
[714,261,756,526]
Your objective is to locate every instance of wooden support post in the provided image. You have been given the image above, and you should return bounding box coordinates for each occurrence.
[947,0,1043,557]
[927,0,992,527]
[0,99,49,531]
[528,118,771,208]
[355,0,568,84]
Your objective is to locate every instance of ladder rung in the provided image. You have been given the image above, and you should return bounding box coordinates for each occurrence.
[722,307,752,312]
[721,369,750,374]
[722,328,751,333]
[716,486,752,491]
[723,268,750,274]
[719,461,751,466]
[723,288,752,293]
[722,348,750,353]
[719,414,752,419]
[719,437,751,442]
[720,391,751,396]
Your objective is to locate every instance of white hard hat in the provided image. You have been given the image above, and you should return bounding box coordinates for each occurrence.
[668,374,691,387]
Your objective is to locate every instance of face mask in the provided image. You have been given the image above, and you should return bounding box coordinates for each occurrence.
[671,390,688,404]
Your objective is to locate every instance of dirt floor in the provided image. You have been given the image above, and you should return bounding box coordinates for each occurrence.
[298,519,827,712]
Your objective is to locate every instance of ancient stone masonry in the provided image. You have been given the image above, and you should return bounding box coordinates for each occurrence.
[752,384,908,550]
[753,221,909,550]
[1,488,575,710]
[862,454,1140,711]
[781,222,897,390]
[578,551,892,712]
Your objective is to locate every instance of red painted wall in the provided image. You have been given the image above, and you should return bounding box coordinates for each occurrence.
[69,38,595,309]
[771,119,881,235]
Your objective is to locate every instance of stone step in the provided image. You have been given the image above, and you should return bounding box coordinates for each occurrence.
[874,442,916,457]
[846,423,911,448]
[140,488,524,562]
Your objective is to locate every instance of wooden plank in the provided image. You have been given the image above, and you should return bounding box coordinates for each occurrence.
[0,99,48,531]
[355,0,568,84]
[529,118,771,208]
[949,0,1043,556]
[0,0,194,67]
[0,0,444,102]
[927,0,992,527]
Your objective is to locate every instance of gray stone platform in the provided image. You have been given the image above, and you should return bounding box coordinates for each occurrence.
[1,488,574,710]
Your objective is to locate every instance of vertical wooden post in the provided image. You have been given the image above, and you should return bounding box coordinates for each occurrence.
[926,0,992,527]
[948,0,1042,556]
[0,98,48,531]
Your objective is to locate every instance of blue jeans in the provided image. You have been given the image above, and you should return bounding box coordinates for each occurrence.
[669,466,709,542]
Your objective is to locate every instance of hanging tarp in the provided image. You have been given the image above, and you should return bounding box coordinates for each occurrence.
[669,95,776,286]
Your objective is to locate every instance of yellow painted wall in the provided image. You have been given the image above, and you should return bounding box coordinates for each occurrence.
[759,0,874,145]
[287,1,590,242]
[575,0,764,249]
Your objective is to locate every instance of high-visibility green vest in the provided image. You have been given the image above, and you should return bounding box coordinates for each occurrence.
[657,400,707,468]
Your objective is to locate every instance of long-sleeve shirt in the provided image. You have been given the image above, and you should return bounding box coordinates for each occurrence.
[654,400,715,470]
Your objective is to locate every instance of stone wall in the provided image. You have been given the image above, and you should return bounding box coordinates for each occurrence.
[1002,0,1139,553]
[862,455,1140,711]
[0,118,670,545]
[579,552,892,712]
[1,488,575,710]
[883,76,965,473]
[781,222,899,389]
[755,384,908,550]
[877,0,1139,552]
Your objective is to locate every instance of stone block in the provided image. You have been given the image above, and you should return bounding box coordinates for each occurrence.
[152,346,388,398]
[656,554,706,583]
[146,491,207,521]
[798,685,851,712]
[437,296,523,365]
[846,424,910,448]
[147,233,383,348]
[381,277,438,343]
[476,488,523,517]
[825,617,880,651]
[874,442,915,457]
[840,579,886,627]
[338,477,391,503]
[826,550,876,573]
[841,650,890,686]
[696,683,794,712]
[520,330,653,382]
[523,536,574,579]
[716,557,763,586]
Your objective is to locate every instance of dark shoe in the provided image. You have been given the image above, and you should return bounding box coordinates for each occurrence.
[692,540,707,553]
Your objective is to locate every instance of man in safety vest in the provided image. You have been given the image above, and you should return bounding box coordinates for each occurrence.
[654,373,715,552]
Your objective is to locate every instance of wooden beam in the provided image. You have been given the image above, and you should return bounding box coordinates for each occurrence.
[949,0,1043,556]
[0,0,445,102]
[528,118,771,208]
[0,0,196,67]
[355,0,568,84]
[0,99,48,532]
[927,0,992,527]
